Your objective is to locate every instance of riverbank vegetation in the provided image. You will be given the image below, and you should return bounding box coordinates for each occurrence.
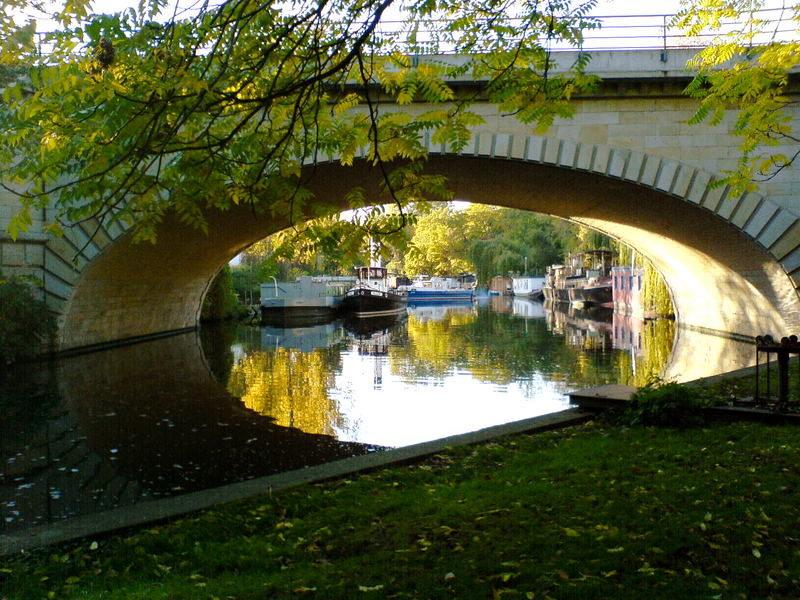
[0,273,55,366]
[2,416,799,599]
[200,266,245,322]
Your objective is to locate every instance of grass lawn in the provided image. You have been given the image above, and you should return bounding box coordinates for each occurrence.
[1,418,799,599]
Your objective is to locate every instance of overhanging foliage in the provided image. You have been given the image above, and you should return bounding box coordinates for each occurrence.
[0,0,600,252]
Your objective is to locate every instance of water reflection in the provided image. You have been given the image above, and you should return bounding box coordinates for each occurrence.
[2,298,756,536]
[1,334,373,534]
[544,302,614,353]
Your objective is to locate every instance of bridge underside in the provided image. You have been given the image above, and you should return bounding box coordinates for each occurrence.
[59,156,800,380]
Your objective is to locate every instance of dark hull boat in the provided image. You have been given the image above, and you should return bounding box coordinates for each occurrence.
[340,286,408,317]
[340,266,408,318]
[568,284,613,307]
[543,250,615,307]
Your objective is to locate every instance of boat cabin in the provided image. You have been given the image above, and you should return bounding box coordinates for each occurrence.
[566,250,614,279]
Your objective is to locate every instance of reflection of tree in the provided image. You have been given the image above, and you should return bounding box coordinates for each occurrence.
[391,305,634,388]
[390,310,477,380]
[614,320,675,387]
[227,347,344,436]
[199,320,246,383]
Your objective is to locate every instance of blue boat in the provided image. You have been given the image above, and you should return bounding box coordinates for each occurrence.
[399,274,476,303]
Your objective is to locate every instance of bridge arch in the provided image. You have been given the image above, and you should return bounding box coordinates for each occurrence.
[46,133,800,357]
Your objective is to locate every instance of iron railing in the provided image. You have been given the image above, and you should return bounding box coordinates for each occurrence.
[27,8,798,58]
[755,335,800,412]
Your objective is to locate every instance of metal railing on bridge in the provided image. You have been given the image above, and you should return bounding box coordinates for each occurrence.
[372,8,797,54]
[27,8,798,59]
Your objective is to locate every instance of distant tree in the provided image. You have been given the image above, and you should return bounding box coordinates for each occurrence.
[676,0,799,194]
[404,205,472,276]
[462,206,599,283]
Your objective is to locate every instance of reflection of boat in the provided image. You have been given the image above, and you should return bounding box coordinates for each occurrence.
[260,276,355,320]
[343,312,406,338]
[260,321,345,353]
[512,297,546,319]
[511,276,545,299]
[340,266,408,317]
[343,312,406,356]
[399,274,476,302]
[544,301,613,351]
[260,312,338,328]
[489,295,514,314]
[543,250,614,307]
[407,301,476,322]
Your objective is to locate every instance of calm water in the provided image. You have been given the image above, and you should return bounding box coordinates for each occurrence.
[0,297,749,535]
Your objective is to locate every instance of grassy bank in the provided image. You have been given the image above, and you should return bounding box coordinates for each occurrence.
[2,419,799,599]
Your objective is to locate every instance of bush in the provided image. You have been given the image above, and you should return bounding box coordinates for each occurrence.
[0,274,56,366]
[614,379,718,428]
[201,266,243,322]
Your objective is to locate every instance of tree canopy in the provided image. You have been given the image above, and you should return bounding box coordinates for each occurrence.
[0,0,599,248]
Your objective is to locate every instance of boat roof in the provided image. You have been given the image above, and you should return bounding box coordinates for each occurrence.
[570,249,615,256]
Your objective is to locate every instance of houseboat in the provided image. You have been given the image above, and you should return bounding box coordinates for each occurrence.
[542,250,615,307]
[488,275,513,296]
[511,275,545,299]
[611,266,645,316]
[339,266,408,317]
[566,250,614,307]
[260,276,355,321]
[542,265,568,303]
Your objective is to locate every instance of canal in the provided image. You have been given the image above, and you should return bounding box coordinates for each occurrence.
[1,297,749,535]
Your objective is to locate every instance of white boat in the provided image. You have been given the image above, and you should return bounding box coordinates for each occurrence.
[260,276,355,320]
[511,276,545,298]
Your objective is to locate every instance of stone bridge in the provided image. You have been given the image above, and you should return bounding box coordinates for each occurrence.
[2,48,799,378]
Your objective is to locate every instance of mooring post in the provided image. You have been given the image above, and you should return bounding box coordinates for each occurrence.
[777,346,790,411]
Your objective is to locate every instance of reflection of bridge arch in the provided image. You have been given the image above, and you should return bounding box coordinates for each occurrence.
[54,142,799,356]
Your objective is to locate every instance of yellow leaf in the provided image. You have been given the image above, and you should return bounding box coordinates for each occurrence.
[564,527,580,537]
